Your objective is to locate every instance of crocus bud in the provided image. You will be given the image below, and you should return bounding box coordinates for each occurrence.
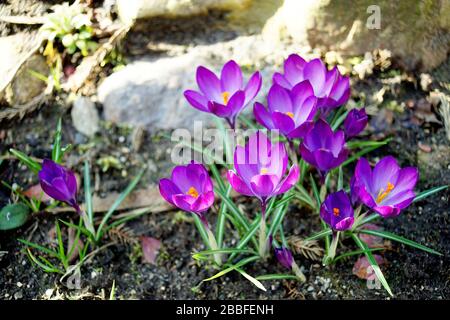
[274,247,294,269]
[344,108,368,138]
[38,159,79,211]
[320,190,355,231]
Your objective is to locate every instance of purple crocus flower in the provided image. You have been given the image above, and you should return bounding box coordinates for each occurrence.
[351,156,419,218]
[320,190,355,231]
[273,54,350,110]
[274,246,294,269]
[344,108,368,138]
[253,82,318,140]
[159,162,214,217]
[299,119,348,176]
[227,131,299,203]
[184,60,262,129]
[38,159,79,211]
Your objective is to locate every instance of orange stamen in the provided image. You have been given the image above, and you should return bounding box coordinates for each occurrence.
[260,168,269,174]
[333,208,340,217]
[222,91,230,104]
[187,186,199,198]
[286,112,294,119]
[376,182,395,203]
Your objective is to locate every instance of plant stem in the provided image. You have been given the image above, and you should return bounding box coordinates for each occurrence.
[259,201,268,258]
[200,214,222,266]
[288,140,298,165]
[323,231,339,265]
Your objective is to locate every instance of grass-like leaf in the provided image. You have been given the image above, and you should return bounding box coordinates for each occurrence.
[95,168,145,241]
[351,233,393,297]
[203,256,260,282]
[9,148,41,174]
[303,228,332,242]
[413,185,448,202]
[236,268,267,292]
[18,238,59,257]
[193,248,255,261]
[359,229,442,255]
[52,118,62,163]
[255,274,299,281]
[83,160,94,229]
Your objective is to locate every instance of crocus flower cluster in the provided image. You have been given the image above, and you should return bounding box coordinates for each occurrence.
[184,60,262,129]
[273,54,350,110]
[38,159,80,212]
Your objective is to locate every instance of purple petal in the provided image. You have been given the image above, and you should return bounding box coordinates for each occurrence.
[250,174,277,198]
[196,66,221,101]
[372,156,400,194]
[226,90,246,114]
[184,90,209,112]
[244,71,262,105]
[208,101,233,117]
[303,58,327,96]
[172,194,196,212]
[158,178,181,206]
[171,165,190,193]
[274,165,300,195]
[254,102,275,129]
[291,80,314,107]
[191,191,215,213]
[272,111,295,135]
[220,60,243,93]
[284,54,306,85]
[268,84,293,113]
[287,121,313,139]
[335,217,354,231]
[227,170,254,196]
[391,167,419,197]
[273,72,292,89]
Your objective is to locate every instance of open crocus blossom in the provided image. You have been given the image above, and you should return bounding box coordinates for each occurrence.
[159,162,214,218]
[253,82,318,140]
[320,190,355,231]
[38,159,79,211]
[344,108,368,138]
[273,54,350,110]
[299,119,348,176]
[184,60,262,128]
[351,156,419,218]
[227,131,299,203]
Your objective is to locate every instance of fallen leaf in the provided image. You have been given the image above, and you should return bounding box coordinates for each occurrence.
[418,142,432,153]
[352,255,385,280]
[22,184,52,202]
[413,98,441,124]
[141,236,161,265]
[358,224,385,248]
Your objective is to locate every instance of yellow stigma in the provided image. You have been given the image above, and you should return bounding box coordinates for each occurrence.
[260,168,269,174]
[333,208,340,217]
[376,182,395,203]
[222,91,230,104]
[286,112,294,119]
[187,186,199,199]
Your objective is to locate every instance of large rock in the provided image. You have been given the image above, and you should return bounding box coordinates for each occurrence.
[98,52,215,131]
[0,32,45,106]
[261,0,450,71]
[71,96,100,137]
[117,0,251,23]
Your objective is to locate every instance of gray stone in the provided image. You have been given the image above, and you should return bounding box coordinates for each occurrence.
[71,97,100,137]
[117,0,251,23]
[98,52,216,131]
[260,0,450,72]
